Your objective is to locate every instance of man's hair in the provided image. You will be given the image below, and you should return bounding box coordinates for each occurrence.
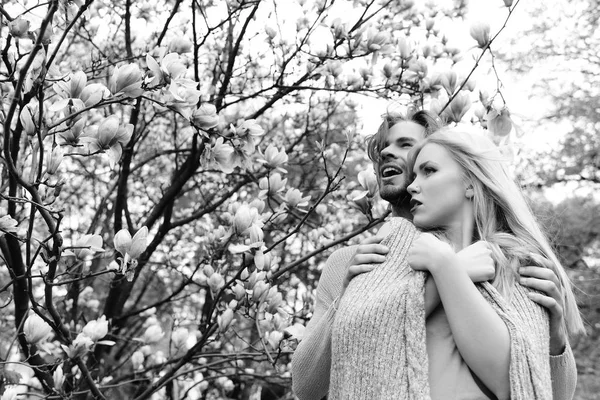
[366,107,443,165]
[407,128,585,338]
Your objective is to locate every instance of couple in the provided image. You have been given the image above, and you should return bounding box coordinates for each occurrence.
[292,109,584,400]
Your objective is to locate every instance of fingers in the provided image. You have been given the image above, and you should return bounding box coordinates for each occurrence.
[528,252,555,269]
[519,276,562,299]
[347,264,376,278]
[527,292,562,316]
[519,266,559,285]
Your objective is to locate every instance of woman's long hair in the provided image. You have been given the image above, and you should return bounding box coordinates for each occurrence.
[407,128,585,338]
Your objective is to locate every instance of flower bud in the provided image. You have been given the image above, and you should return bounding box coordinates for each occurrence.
[203,264,215,277]
[96,116,120,148]
[217,309,234,333]
[503,0,513,7]
[252,280,270,303]
[233,205,256,234]
[208,273,225,293]
[19,104,37,136]
[248,224,264,244]
[398,36,412,60]
[128,226,148,259]
[80,83,110,106]
[131,351,144,370]
[113,229,132,256]
[24,313,52,344]
[46,146,64,175]
[232,282,246,301]
[53,365,65,391]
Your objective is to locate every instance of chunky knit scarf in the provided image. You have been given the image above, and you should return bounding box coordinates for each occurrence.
[330,217,551,400]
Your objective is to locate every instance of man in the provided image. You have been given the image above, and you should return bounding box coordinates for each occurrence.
[291,108,576,400]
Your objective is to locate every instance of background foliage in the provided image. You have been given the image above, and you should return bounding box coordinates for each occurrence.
[0,0,598,399]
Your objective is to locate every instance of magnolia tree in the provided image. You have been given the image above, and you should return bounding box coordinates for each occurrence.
[0,0,518,399]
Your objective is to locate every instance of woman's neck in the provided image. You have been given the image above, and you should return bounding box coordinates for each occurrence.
[447,206,475,251]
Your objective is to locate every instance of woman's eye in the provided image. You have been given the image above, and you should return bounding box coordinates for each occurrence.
[423,167,435,176]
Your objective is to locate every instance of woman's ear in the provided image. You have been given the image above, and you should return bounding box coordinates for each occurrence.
[465,186,474,199]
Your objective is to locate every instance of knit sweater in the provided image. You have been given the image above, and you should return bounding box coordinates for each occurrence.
[292,218,577,400]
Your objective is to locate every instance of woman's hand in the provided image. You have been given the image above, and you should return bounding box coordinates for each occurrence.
[456,241,495,283]
[408,233,455,273]
[341,235,388,298]
[519,254,567,355]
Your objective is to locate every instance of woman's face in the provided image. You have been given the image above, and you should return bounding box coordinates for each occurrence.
[407,143,471,230]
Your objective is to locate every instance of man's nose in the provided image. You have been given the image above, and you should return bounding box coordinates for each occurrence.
[380,145,397,160]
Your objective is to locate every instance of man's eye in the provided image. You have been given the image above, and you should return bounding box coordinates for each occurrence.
[401,143,413,149]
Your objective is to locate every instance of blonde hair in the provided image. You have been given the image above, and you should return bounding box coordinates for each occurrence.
[408,128,585,338]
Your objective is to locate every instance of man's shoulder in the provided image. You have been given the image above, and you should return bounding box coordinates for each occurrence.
[327,245,359,267]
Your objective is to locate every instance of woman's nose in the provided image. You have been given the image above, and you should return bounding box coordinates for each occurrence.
[407,180,419,194]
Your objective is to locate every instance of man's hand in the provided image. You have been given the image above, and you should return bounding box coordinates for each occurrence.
[341,235,388,298]
[456,241,495,283]
[408,233,455,274]
[520,254,567,355]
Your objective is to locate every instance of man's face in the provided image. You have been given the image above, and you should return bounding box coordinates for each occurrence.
[376,121,426,207]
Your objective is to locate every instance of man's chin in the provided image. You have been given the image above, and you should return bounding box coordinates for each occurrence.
[379,186,411,211]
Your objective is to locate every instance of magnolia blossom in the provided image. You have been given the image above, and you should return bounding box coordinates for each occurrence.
[171,327,189,349]
[142,325,164,344]
[442,92,471,124]
[233,204,260,234]
[9,16,30,38]
[207,273,225,293]
[470,21,491,49]
[88,116,133,168]
[131,351,144,370]
[109,64,143,97]
[19,103,38,136]
[208,137,235,173]
[217,309,234,333]
[46,146,64,175]
[23,313,52,344]
[63,333,94,358]
[53,71,87,100]
[487,109,513,137]
[114,226,149,263]
[192,103,219,130]
[284,188,311,209]
[267,331,283,350]
[72,234,104,260]
[168,37,193,54]
[357,168,378,196]
[0,215,19,237]
[53,365,65,390]
[145,53,186,88]
[258,173,287,197]
[80,83,111,106]
[59,117,87,146]
[1,386,21,400]
[82,315,109,342]
[397,36,412,60]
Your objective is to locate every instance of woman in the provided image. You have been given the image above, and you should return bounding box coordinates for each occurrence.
[403,128,584,398]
